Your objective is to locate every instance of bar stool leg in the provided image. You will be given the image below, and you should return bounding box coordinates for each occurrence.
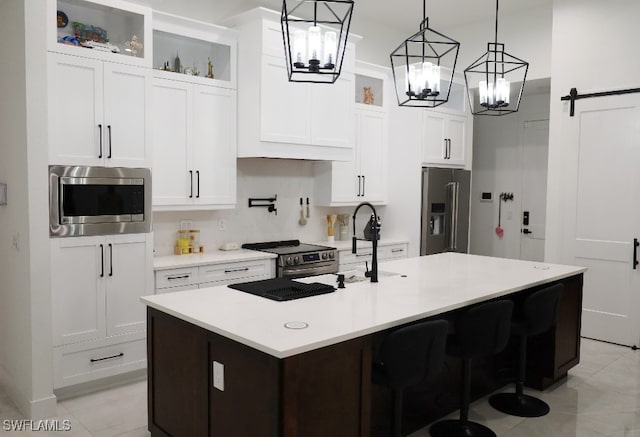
[489,334,550,417]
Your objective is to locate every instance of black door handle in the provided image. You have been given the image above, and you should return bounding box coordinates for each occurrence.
[107,125,112,159]
[99,244,104,277]
[189,170,193,198]
[108,243,113,277]
[98,124,103,159]
[196,170,200,198]
[634,238,639,270]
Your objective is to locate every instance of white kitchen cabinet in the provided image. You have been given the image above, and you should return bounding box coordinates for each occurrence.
[338,242,408,271]
[50,233,153,388]
[228,8,357,161]
[48,52,151,167]
[315,106,387,205]
[152,76,236,211]
[154,258,274,293]
[48,0,152,68]
[422,111,469,168]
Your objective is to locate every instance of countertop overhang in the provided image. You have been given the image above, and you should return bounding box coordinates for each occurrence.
[141,253,586,359]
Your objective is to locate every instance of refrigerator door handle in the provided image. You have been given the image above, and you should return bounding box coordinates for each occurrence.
[446,182,460,251]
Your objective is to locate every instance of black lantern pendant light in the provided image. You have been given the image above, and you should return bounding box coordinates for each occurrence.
[390,0,460,108]
[464,0,529,116]
[281,0,354,84]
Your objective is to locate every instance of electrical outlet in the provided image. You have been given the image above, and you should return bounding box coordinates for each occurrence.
[179,220,192,231]
[213,361,224,391]
[218,218,226,231]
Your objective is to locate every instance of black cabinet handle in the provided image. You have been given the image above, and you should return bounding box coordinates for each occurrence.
[362,175,365,197]
[224,267,250,274]
[108,243,113,277]
[90,352,124,363]
[99,244,104,278]
[357,175,361,196]
[189,170,193,198]
[167,275,190,280]
[107,125,112,159]
[196,170,200,198]
[98,124,103,159]
[634,238,639,270]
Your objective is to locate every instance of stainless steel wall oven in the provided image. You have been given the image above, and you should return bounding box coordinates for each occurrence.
[49,165,151,237]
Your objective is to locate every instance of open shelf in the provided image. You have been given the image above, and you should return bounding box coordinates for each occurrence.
[355,73,383,107]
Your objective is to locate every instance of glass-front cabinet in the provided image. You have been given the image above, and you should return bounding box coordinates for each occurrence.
[48,0,152,68]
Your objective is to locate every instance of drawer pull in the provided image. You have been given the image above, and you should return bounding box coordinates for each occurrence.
[167,275,190,280]
[224,267,250,274]
[356,253,372,257]
[391,249,405,253]
[90,352,124,363]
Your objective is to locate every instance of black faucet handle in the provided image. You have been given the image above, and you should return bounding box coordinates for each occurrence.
[364,261,372,278]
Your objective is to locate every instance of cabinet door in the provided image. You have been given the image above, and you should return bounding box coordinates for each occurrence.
[192,86,237,207]
[51,237,105,346]
[446,115,466,165]
[358,109,386,202]
[260,56,311,145]
[328,149,359,203]
[152,78,192,207]
[48,53,103,166]
[103,62,151,167]
[422,112,447,164]
[311,74,355,149]
[105,234,151,338]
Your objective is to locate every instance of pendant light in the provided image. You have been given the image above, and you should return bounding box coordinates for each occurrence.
[390,0,460,108]
[281,0,354,84]
[464,0,529,116]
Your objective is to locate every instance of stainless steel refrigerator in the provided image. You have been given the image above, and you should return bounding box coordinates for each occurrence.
[420,167,471,255]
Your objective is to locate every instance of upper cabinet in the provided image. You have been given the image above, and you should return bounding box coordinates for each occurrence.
[315,62,389,205]
[48,52,152,167]
[150,14,237,211]
[49,0,152,68]
[421,72,473,170]
[226,8,358,161]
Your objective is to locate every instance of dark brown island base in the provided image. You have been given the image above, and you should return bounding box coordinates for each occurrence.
[142,254,584,437]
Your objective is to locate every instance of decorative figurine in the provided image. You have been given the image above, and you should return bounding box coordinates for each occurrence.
[207,57,215,79]
[124,35,143,57]
[363,86,374,105]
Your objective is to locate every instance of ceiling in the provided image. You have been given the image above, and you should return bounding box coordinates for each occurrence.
[248,0,553,34]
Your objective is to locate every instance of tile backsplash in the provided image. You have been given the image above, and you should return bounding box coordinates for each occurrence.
[152,158,385,255]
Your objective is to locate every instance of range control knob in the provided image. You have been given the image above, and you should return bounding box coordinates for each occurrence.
[293,256,300,265]
[322,252,328,260]
[328,252,335,259]
[285,257,293,266]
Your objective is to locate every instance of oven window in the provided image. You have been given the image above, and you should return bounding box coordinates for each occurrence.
[62,184,144,216]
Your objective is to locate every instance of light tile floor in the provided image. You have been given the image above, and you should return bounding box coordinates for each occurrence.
[0,338,637,436]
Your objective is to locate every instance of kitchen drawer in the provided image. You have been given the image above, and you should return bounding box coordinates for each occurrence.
[156,283,199,294]
[198,259,272,286]
[338,248,374,266]
[155,267,199,290]
[383,244,408,259]
[53,337,146,389]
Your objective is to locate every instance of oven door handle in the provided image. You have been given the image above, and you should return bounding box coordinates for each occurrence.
[281,263,338,277]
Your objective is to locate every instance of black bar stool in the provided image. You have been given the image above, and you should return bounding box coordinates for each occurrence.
[489,283,564,417]
[372,319,449,437]
[429,300,514,437]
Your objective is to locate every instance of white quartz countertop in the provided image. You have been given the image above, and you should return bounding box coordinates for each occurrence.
[141,253,585,359]
[154,249,276,270]
[312,238,409,251]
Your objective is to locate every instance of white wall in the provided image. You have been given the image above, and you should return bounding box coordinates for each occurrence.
[153,159,386,255]
[0,0,56,419]
[469,90,550,258]
[442,4,552,82]
[546,0,640,264]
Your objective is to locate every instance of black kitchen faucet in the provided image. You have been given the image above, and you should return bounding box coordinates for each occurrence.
[352,202,381,283]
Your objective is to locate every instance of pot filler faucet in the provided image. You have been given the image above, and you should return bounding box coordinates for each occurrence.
[352,202,381,283]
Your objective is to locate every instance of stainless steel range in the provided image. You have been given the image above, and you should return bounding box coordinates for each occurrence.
[242,240,338,279]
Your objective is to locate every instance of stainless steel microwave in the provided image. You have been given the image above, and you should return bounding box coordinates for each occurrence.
[49,165,151,237]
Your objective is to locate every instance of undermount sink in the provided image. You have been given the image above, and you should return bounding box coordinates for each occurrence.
[341,269,400,283]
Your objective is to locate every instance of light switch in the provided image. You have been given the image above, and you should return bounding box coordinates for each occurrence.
[213,361,224,391]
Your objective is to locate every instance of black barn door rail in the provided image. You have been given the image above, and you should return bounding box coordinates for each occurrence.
[561,87,640,117]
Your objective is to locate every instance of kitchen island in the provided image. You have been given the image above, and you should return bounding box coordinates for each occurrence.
[141,253,585,437]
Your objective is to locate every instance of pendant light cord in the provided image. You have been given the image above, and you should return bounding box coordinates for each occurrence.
[494,0,499,45]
